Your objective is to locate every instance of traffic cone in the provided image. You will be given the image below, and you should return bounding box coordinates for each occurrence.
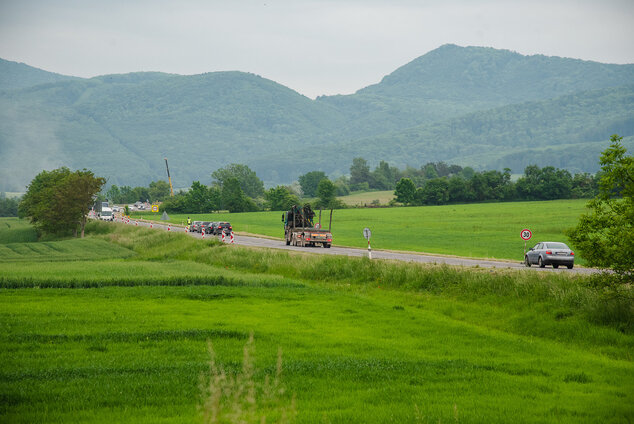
[168,224,171,232]
[135,221,138,226]
[230,232,235,244]
[150,222,153,229]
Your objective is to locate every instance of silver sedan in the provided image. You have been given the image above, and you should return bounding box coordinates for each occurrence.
[525,242,575,269]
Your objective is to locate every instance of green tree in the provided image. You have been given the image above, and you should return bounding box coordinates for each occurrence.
[212,164,264,198]
[418,178,449,205]
[265,186,299,211]
[187,181,210,213]
[567,135,633,282]
[148,180,171,202]
[316,179,337,208]
[221,178,258,213]
[105,185,122,203]
[298,171,327,197]
[0,194,19,217]
[350,157,371,187]
[371,161,398,190]
[19,167,105,237]
[394,178,416,205]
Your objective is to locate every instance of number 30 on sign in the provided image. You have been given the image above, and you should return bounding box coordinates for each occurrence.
[520,229,532,240]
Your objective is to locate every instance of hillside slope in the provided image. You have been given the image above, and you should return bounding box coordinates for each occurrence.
[297,85,634,174]
[0,58,78,91]
[317,44,634,137]
[0,71,346,190]
[1,45,633,191]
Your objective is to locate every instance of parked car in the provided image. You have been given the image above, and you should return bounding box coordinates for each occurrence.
[214,222,232,235]
[190,221,202,232]
[525,242,574,269]
[198,222,212,233]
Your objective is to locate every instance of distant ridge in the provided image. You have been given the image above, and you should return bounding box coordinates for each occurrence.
[1,45,633,191]
[0,58,78,91]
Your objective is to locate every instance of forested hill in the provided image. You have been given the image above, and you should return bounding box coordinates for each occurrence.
[0,70,347,191]
[316,44,634,137]
[0,58,78,91]
[296,85,634,177]
[1,45,633,191]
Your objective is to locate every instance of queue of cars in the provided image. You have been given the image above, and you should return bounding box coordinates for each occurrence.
[189,221,233,236]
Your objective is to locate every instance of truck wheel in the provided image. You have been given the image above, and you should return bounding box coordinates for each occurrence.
[324,243,331,248]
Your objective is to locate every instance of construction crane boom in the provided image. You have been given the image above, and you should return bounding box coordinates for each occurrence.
[164,158,174,197]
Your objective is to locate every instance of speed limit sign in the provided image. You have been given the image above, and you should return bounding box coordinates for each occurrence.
[520,229,532,241]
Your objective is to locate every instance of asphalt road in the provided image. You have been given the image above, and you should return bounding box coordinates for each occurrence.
[115,217,596,275]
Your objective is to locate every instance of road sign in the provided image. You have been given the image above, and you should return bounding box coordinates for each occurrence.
[520,229,532,241]
[363,227,371,240]
[151,204,159,212]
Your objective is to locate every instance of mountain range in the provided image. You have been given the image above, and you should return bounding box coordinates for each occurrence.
[1,45,633,192]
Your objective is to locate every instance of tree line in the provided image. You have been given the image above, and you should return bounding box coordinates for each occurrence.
[393,164,598,206]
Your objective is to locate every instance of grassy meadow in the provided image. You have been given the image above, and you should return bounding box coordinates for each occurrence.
[1,218,632,423]
[133,199,589,263]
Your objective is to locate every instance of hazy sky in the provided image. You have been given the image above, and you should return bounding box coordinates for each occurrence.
[1,0,633,98]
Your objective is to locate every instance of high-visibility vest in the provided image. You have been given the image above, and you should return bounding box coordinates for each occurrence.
[187,218,192,225]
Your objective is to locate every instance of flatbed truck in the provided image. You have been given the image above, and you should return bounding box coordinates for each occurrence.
[283,205,333,248]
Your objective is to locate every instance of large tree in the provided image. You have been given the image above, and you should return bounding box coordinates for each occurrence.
[265,186,299,211]
[567,135,633,282]
[350,157,371,186]
[19,167,105,237]
[316,179,337,209]
[211,164,264,199]
[221,177,258,213]
[394,178,416,205]
[298,171,327,197]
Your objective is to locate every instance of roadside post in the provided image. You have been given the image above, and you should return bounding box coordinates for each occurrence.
[363,227,372,259]
[520,228,532,258]
[202,228,205,239]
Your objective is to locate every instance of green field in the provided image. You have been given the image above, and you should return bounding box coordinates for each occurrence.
[134,199,589,263]
[1,219,632,423]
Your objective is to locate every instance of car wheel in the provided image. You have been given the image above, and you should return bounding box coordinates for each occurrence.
[538,257,545,268]
[524,256,531,267]
[553,264,559,269]
[567,264,574,269]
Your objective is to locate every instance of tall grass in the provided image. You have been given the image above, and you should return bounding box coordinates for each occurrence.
[85,220,632,334]
[0,218,37,243]
[199,334,296,424]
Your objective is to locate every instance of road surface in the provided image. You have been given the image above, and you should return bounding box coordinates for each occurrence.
[115,217,596,275]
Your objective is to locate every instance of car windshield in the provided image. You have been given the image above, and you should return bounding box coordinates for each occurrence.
[545,242,568,249]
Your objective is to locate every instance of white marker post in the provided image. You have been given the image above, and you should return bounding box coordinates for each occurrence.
[363,227,372,259]
[521,228,532,258]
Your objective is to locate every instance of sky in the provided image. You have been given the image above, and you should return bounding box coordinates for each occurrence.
[1,0,633,98]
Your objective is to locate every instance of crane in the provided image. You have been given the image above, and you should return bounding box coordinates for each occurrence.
[164,158,174,197]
